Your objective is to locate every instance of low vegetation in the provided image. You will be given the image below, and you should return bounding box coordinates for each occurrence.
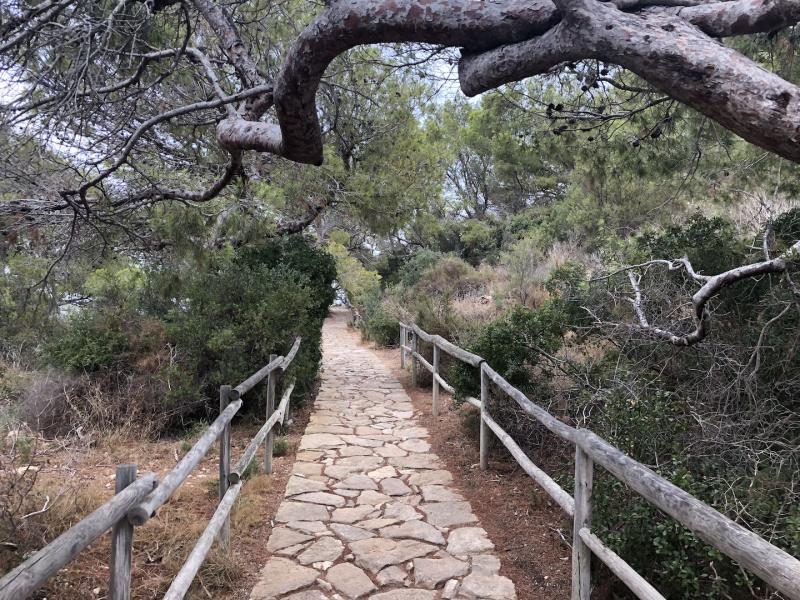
[0,233,334,592]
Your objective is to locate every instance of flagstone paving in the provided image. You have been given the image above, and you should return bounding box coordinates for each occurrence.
[250,310,517,600]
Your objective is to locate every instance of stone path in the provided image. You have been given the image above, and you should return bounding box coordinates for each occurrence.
[250,309,517,600]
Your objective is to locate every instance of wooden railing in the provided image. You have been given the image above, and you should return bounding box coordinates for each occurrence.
[0,337,302,600]
[399,322,800,600]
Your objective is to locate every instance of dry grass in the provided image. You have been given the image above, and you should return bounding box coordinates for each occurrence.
[694,189,800,235]
[0,413,309,600]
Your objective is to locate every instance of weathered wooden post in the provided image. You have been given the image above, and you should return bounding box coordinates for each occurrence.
[264,354,277,475]
[400,325,406,369]
[479,363,489,470]
[110,464,136,600]
[572,440,593,600]
[218,385,231,551]
[432,343,440,417]
[410,331,418,387]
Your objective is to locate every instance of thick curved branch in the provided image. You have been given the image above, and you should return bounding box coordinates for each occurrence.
[674,0,800,37]
[211,0,800,166]
[459,0,800,162]
[220,0,565,165]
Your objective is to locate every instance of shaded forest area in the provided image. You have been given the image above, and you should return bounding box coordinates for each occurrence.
[2,0,800,597]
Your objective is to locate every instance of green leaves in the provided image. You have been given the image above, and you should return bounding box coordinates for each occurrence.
[46,312,130,372]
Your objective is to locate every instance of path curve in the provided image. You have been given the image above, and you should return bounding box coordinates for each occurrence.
[250,309,517,600]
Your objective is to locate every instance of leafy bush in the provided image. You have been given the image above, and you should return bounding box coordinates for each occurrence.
[28,235,336,434]
[636,213,744,276]
[415,256,478,298]
[501,237,543,306]
[771,206,800,250]
[273,436,288,457]
[586,379,789,599]
[398,249,444,288]
[166,237,336,415]
[449,303,567,399]
[236,235,336,319]
[46,312,130,372]
[359,290,399,347]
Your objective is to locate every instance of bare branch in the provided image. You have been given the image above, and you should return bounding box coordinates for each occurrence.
[612,241,800,346]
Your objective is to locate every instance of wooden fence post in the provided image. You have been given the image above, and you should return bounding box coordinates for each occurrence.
[109,464,136,600]
[572,442,593,600]
[218,385,231,552]
[432,343,440,417]
[265,354,277,475]
[410,332,418,387]
[479,363,489,470]
[400,325,406,369]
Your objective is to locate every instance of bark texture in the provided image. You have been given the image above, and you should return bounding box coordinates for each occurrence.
[213,0,800,166]
[459,0,800,162]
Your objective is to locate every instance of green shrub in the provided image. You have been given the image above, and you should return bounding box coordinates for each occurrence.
[236,235,336,319]
[273,436,288,457]
[359,290,399,346]
[241,458,260,480]
[166,239,335,415]
[46,311,129,372]
[771,207,800,250]
[583,359,800,598]
[398,249,444,288]
[449,304,567,399]
[635,213,744,276]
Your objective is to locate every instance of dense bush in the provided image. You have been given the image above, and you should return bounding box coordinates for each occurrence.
[5,235,336,435]
[397,249,443,288]
[585,365,800,599]
[236,235,336,319]
[46,312,130,372]
[358,290,399,347]
[449,303,567,399]
[165,236,336,415]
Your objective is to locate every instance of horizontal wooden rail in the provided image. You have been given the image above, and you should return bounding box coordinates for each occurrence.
[165,341,302,598]
[578,528,665,600]
[413,351,434,374]
[280,337,302,370]
[482,412,575,517]
[4,336,304,600]
[407,322,434,343]
[229,380,295,483]
[463,396,481,409]
[481,362,578,444]
[232,336,301,398]
[401,323,483,367]
[233,356,283,398]
[434,372,454,394]
[401,321,800,600]
[0,473,157,599]
[432,333,484,367]
[576,429,800,599]
[127,399,243,526]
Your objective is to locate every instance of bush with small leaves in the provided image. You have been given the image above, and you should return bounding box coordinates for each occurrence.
[272,436,289,457]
